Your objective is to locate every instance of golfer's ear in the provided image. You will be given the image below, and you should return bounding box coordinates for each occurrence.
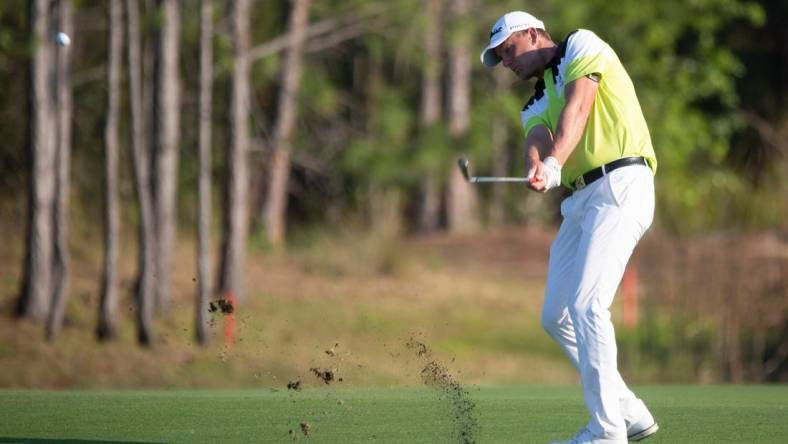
[529,28,539,44]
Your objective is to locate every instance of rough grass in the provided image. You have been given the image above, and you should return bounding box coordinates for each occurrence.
[5,221,781,390]
[0,385,785,443]
[0,224,578,389]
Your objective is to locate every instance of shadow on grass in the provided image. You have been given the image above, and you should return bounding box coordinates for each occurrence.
[0,439,164,444]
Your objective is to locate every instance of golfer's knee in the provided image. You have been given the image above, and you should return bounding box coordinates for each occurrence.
[569,300,600,327]
[540,308,563,335]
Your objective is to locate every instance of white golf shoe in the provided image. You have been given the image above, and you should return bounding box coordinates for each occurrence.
[548,428,626,444]
[622,398,659,441]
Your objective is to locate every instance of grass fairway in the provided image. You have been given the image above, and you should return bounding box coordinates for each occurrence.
[0,385,786,443]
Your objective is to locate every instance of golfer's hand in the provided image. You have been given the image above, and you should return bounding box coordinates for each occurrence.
[525,160,547,192]
[526,157,561,192]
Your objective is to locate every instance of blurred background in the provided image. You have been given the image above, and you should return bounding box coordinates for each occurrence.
[0,0,785,389]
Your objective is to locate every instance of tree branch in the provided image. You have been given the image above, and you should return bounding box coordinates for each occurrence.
[305,19,372,54]
[740,111,788,155]
[246,5,385,62]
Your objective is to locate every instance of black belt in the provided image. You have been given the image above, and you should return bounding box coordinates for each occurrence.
[572,157,648,190]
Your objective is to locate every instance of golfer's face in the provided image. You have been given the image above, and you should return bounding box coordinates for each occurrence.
[495,31,541,80]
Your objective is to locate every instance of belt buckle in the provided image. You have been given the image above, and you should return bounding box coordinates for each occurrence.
[574,175,586,190]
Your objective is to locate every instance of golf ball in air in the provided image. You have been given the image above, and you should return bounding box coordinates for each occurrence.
[56,32,71,47]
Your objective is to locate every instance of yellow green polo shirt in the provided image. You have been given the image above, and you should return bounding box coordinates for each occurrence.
[521,29,657,188]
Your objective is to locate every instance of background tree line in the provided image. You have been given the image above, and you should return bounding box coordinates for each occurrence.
[1,0,785,364]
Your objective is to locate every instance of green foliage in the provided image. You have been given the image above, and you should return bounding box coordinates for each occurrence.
[413,123,451,174]
[343,86,417,186]
[536,0,766,234]
[298,62,340,119]
[0,0,30,197]
[2,0,782,235]
[618,314,717,382]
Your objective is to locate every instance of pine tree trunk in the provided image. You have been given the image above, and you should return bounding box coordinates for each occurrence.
[97,0,123,341]
[195,0,213,345]
[127,0,155,346]
[18,0,55,321]
[47,0,74,340]
[219,0,251,304]
[153,0,180,313]
[263,0,311,247]
[143,0,155,196]
[489,68,509,228]
[445,0,478,233]
[417,0,443,232]
[489,115,508,227]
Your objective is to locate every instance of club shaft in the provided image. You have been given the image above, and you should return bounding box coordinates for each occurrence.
[470,177,530,183]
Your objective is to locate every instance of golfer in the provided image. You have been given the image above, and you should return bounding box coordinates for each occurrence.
[480,11,659,444]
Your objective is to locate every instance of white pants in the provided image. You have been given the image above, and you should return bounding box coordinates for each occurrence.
[541,163,654,440]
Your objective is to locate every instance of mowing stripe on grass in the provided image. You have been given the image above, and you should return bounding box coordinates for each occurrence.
[0,385,785,443]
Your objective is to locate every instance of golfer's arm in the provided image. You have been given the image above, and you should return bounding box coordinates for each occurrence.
[525,124,553,164]
[549,77,599,165]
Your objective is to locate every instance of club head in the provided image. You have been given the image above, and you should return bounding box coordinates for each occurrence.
[457,158,471,182]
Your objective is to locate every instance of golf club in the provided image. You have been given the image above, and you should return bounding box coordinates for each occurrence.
[457,158,537,184]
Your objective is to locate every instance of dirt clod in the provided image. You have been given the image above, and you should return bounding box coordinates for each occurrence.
[299,422,311,436]
[287,379,302,391]
[310,367,339,385]
[208,299,234,315]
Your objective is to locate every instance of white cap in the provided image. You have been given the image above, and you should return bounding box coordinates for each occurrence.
[480,11,545,67]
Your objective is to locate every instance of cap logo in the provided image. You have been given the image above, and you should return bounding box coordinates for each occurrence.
[490,26,503,38]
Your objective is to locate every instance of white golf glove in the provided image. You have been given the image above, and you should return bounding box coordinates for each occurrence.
[542,156,562,190]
